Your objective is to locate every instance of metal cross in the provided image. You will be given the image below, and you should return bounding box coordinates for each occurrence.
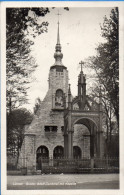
[79,61,84,72]
[56,10,61,23]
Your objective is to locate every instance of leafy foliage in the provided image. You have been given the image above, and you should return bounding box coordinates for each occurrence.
[6,8,49,112]
[6,8,70,157]
[7,108,33,156]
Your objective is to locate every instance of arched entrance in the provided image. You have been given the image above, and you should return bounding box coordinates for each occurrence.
[73,124,90,158]
[74,118,97,158]
[36,146,49,170]
[64,67,103,159]
[73,146,81,159]
[53,146,64,159]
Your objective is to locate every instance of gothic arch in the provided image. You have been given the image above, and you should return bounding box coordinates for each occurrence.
[72,96,79,106]
[73,118,98,158]
[73,117,98,133]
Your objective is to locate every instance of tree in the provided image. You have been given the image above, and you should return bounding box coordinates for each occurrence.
[34,97,42,114]
[6,8,69,112]
[85,8,119,126]
[6,8,50,112]
[7,108,33,157]
[89,84,116,136]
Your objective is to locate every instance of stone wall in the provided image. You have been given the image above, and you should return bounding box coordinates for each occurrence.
[18,66,91,172]
[18,66,69,171]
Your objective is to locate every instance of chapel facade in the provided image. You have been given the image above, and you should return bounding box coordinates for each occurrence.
[18,22,104,173]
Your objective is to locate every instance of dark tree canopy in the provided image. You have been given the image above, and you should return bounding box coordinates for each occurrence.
[6,8,70,157]
[6,7,69,112]
[6,8,50,112]
[7,108,33,156]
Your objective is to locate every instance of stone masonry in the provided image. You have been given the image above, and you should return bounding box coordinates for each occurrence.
[18,22,92,173]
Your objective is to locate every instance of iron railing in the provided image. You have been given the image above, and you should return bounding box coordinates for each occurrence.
[7,156,119,174]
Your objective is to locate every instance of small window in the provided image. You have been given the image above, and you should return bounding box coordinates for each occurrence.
[61,126,64,132]
[44,126,57,132]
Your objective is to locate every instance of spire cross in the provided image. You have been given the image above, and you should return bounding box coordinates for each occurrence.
[79,61,84,72]
[56,10,61,23]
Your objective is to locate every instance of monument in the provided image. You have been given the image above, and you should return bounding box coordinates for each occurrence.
[18,21,104,174]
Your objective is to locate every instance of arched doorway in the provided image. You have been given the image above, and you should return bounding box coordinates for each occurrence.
[36,146,49,170]
[53,146,64,159]
[73,146,81,159]
[73,118,97,158]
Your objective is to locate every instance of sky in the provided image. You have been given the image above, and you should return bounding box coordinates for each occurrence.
[24,7,113,111]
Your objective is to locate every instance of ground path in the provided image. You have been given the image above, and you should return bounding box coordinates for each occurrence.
[7,173,119,190]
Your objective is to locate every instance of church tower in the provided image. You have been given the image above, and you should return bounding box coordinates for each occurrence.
[18,22,69,173]
[48,21,68,110]
[18,20,104,174]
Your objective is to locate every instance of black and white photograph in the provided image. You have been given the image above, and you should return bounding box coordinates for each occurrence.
[1,2,124,195]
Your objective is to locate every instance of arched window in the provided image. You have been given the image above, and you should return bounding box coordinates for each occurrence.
[53,146,64,159]
[55,89,64,107]
[36,146,49,170]
[36,146,49,158]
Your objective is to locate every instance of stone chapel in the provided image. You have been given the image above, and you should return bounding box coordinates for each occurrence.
[18,22,104,173]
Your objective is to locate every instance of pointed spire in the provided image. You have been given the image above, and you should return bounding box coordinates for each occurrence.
[54,20,63,66]
[78,61,86,84]
[57,10,61,45]
[57,21,60,45]
[68,84,72,108]
[68,84,71,94]
[55,21,61,52]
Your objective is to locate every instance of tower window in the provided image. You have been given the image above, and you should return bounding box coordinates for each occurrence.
[55,89,64,107]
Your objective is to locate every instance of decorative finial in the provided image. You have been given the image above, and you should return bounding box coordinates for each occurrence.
[68,84,71,94]
[79,61,84,72]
